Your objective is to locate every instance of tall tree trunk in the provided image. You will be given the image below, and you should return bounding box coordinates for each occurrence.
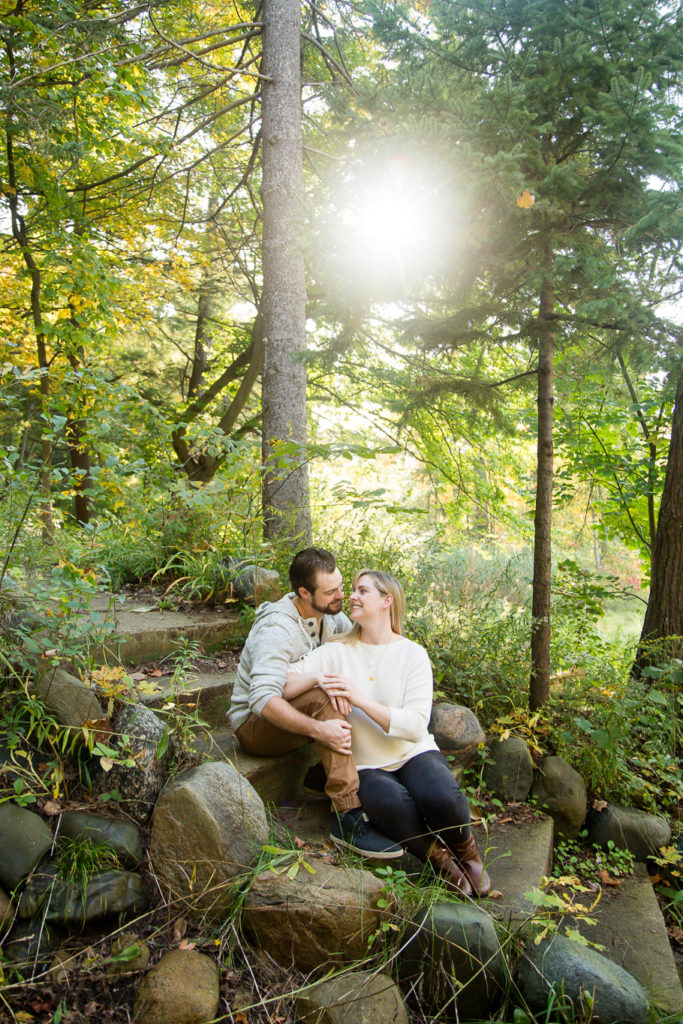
[530,271,555,711]
[635,374,683,671]
[187,279,213,400]
[5,29,53,539]
[259,0,312,546]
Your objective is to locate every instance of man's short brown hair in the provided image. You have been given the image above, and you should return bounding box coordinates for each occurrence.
[289,547,337,595]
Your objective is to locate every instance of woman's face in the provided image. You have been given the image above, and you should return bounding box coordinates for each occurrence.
[349,574,391,624]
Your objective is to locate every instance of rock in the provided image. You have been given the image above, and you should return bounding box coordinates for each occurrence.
[517,934,649,1024]
[398,902,504,1022]
[19,859,147,927]
[297,969,409,1024]
[585,803,672,861]
[0,885,12,929]
[222,557,281,606]
[530,755,587,837]
[150,761,267,918]
[105,933,151,978]
[133,948,220,1024]
[93,704,171,824]
[243,860,391,973]
[4,917,59,968]
[483,736,534,801]
[0,802,53,890]
[48,948,78,984]
[60,810,143,868]
[429,703,485,767]
[34,666,104,730]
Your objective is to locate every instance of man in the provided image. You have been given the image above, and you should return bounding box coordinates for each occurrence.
[228,547,402,860]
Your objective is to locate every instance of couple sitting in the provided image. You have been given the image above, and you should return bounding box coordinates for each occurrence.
[228,547,490,897]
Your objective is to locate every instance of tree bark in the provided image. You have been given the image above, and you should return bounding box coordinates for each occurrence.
[259,0,312,546]
[5,30,53,540]
[635,374,683,671]
[530,271,555,711]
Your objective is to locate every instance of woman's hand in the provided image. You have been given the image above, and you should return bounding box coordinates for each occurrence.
[316,673,361,716]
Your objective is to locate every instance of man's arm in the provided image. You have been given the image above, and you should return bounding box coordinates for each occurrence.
[260,696,353,755]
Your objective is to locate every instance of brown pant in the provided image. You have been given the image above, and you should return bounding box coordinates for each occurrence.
[235,689,360,812]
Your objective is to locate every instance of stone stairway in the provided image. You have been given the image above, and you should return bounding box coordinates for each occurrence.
[95,594,683,1019]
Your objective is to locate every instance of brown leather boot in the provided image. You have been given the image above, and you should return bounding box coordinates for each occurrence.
[446,834,491,897]
[426,841,473,897]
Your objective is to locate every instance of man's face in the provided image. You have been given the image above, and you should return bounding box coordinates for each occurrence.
[306,569,344,616]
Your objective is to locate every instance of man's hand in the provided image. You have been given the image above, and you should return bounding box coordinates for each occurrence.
[313,717,353,755]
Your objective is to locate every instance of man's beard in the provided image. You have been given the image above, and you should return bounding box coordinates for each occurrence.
[312,596,343,616]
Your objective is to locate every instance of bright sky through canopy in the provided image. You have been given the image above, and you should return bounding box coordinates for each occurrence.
[328,154,451,298]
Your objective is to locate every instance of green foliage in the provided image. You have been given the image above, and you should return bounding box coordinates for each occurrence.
[56,832,122,903]
[155,638,210,766]
[552,833,635,883]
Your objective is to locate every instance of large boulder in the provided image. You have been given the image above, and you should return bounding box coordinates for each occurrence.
[60,810,143,868]
[133,949,220,1024]
[0,802,53,890]
[296,969,409,1024]
[483,736,534,802]
[93,704,171,824]
[531,755,587,838]
[243,860,391,973]
[585,803,671,861]
[517,934,649,1024]
[429,704,485,768]
[150,761,267,918]
[398,903,504,1022]
[34,666,104,730]
[223,557,281,607]
[19,859,147,927]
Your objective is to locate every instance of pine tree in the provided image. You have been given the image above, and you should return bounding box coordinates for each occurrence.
[364,0,682,706]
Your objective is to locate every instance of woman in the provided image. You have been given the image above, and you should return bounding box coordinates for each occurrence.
[286,569,490,897]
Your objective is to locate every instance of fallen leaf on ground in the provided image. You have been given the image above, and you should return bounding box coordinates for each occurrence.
[130,605,158,613]
[598,869,621,886]
[294,837,307,849]
[173,918,188,943]
[42,800,61,815]
[488,890,503,899]
[668,925,683,944]
[178,938,196,950]
[28,997,52,1012]
[593,799,608,812]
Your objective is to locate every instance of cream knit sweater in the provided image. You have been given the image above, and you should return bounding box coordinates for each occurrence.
[291,636,438,771]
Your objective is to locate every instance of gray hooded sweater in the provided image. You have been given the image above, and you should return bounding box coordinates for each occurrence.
[228,593,351,731]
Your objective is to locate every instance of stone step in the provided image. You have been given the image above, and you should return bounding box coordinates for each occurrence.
[480,814,554,924]
[87,594,244,665]
[141,670,236,729]
[193,727,320,805]
[575,863,683,1017]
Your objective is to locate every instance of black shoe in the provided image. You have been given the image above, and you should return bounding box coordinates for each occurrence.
[303,762,327,798]
[330,808,403,860]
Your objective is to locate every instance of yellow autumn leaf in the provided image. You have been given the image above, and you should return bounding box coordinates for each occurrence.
[517,189,535,209]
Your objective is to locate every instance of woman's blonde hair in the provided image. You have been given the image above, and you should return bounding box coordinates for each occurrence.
[336,569,406,643]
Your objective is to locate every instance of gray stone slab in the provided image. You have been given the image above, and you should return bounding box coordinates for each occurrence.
[575,863,683,1017]
[193,728,319,805]
[481,815,554,925]
[142,669,236,727]
[91,599,242,664]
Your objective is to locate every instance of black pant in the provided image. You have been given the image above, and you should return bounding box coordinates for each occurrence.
[358,749,471,861]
